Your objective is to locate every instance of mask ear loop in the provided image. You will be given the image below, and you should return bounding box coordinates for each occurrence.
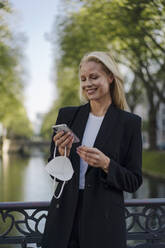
[53,141,66,158]
[64,145,67,157]
[53,180,65,199]
[53,142,57,158]
[53,146,67,199]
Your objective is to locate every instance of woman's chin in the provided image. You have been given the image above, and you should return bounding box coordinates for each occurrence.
[83,93,99,101]
[86,93,97,100]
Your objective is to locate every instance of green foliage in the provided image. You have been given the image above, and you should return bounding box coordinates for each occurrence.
[56,65,81,106]
[6,103,33,139]
[142,120,149,132]
[0,0,33,139]
[59,0,165,75]
[143,150,165,178]
[40,101,59,140]
[57,0,165,147]
[41,65,81,139]
[42,0,165,147]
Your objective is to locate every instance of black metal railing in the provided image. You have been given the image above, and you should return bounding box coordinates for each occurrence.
[0,199,165,248]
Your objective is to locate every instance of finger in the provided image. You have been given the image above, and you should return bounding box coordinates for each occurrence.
[80,149,99,158]
[77,152,87,162]
[77,150,98,165]
[87,158,98,166]
[55,132,72,146]
[53,131,64,142]
[77,149,99,160]
[86,153,99,161]
[54,131,72,142]
[60,135,73,148]
[77,148,99,160]
[77,146,99,154]
[67,137,74,149]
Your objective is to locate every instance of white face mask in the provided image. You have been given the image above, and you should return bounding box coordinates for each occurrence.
[45,146,74,199]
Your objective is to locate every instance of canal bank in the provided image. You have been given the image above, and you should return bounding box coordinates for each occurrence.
[142,150,165,179]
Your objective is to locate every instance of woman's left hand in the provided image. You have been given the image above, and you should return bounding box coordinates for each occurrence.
[76,146,110,173]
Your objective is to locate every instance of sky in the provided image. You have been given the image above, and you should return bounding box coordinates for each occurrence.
[10,0,60,122]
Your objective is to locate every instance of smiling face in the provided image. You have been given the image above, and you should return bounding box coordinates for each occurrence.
[80,61,113,103]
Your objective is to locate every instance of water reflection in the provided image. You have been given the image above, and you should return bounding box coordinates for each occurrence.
[125,174,165,200]
[0,152,30,202]
[0,148,52,202]
[0,147,165,201]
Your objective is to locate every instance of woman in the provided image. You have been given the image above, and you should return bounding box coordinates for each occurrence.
[42,51,143,248]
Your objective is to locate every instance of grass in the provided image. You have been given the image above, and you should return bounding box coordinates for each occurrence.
[142,150,165,179]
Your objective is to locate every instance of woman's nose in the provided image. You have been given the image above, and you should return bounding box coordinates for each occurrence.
[85,78,93,86]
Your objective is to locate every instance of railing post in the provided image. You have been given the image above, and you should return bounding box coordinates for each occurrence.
[21,239,27,248]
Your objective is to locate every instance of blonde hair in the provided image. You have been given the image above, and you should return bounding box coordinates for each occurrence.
[79,51,129,111]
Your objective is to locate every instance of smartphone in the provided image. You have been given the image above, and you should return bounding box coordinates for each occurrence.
[52,124,80,143]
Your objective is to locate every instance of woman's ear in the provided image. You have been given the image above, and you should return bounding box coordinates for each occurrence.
[108,73,114,84]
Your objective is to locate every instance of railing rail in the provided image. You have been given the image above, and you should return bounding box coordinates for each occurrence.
[0,198,165,248]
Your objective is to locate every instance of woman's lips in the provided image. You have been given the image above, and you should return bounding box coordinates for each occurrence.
[86,88,97,94]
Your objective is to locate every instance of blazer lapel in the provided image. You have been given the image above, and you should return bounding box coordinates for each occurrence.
[71,102,90,145]
[93,102,120,150]
[86,102,120,174]
[70,102,90,173]
[70,102,120,176]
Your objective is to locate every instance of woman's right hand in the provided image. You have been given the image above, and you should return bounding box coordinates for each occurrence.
[53,131,74,156]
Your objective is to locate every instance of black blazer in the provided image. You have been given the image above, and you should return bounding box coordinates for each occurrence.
[42,102,143,248]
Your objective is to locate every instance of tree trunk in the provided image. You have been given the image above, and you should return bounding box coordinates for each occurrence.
[148,107,157,150]
[147,89,158,150]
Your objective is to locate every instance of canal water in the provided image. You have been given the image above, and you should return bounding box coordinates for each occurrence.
[0,148,52,202]
[1,147,165,202]
[0,147,165,247]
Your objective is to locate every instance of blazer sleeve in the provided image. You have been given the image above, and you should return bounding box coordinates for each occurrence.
[48,108,63,162]
[47,106,79,184]
[48,105,80,162]
[100,116,143,193]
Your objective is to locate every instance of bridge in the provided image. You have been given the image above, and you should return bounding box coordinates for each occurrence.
[1,138,50,154]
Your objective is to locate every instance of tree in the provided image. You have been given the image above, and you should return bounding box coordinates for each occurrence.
[49,0,165,149]
[41,65,80,139]
[0,0,33,140]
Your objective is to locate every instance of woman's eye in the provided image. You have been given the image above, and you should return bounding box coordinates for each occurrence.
[91,76,98,79]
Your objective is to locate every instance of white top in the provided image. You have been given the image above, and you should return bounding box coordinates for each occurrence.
[79,113,104,189]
